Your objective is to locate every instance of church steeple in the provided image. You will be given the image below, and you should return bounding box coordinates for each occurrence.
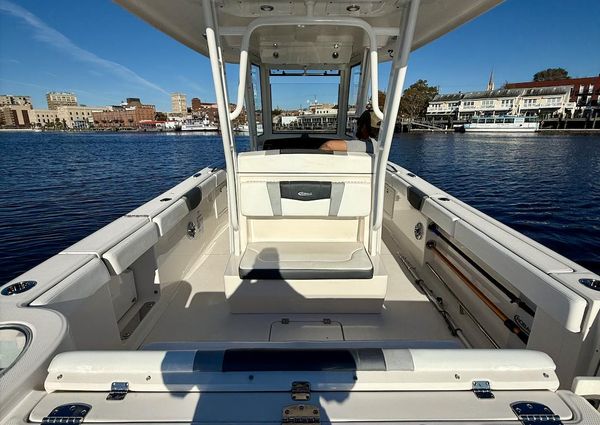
[487,70,495,91]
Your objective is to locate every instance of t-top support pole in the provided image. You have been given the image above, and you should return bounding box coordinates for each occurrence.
[370,0,420,254]
[202,0,241,253]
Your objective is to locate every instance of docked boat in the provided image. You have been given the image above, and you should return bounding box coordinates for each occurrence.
[461,115,539,133]
[1,0,599,423]
[181,118,219,131]
[235,122,264,133]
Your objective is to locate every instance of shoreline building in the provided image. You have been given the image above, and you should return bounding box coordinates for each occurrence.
[427,87,573,122]
[46,92,78,110]
[27,109,59,128]
[427,75,600,123]
[0,94,32,128]
[171,93,187,114]
[92,98,155,129]
[505,76,600,119]
[0,95,32,107]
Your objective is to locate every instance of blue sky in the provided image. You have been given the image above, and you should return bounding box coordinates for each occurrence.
[1,0,599,111]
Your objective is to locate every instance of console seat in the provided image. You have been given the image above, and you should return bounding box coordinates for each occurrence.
[239,241,374,280]
[225,150,387,313]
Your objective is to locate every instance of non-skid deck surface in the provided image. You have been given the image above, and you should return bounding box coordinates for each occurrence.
[142,228,460,346]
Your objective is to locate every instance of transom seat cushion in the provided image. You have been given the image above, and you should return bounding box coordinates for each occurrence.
[239,241,374,280]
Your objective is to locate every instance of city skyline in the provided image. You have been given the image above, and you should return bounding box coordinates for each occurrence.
[1,0,599,111]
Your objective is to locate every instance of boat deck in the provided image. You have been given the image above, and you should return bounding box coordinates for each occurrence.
[142,228,461,347]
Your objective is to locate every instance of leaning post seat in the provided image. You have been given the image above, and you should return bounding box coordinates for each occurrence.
[225,150,387,313]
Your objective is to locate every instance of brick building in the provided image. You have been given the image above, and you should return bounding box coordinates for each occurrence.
[92,99,156,129]
[191,97,202,111]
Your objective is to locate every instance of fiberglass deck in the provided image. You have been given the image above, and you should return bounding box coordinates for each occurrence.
[142,227,461,347]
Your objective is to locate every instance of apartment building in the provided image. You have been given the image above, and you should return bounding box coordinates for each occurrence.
[46,92,78,110]
[171,93,187,114]
[0,95,32,107]
[506,76,600,118]
[428,86,573,121]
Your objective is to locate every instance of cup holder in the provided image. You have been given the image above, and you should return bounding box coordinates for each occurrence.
[579,278,600,291]
[1,280,37,296]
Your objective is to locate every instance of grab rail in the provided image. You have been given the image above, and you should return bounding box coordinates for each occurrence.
[230,16,385,121]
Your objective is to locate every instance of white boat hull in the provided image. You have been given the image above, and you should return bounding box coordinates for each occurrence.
[463,126,538,133]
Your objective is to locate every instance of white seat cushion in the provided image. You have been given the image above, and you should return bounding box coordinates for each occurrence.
[239,241,373,279]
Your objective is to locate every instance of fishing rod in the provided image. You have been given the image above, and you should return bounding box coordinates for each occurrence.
[426,239,529,344]
[429,224,535,317]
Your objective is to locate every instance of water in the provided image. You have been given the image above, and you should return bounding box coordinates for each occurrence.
[1,131,598,283]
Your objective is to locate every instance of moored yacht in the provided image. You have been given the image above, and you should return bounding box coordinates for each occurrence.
[181,118,219,131]
[462,115,540,133]
[1,0,599,423]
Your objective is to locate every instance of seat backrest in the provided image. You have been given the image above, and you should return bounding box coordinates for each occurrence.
[237,150,373,246]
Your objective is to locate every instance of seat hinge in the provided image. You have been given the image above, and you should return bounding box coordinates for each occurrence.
[106,381,129,400]
[42,403,91,424]
[291,381,311,401]
[472,380,494,399]
[282,404,321,424]
[511,401,564,425]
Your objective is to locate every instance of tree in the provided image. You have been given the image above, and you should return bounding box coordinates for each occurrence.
[399,79,439,120]
[533,68,569,82]
[377,90,386,108]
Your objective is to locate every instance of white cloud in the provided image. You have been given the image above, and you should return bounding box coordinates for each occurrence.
[0,0,168,96]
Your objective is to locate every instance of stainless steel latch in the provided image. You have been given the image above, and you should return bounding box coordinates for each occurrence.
[511,401,563,424]
[282,404,320,424]
[107,381,129,400]
[42,403,91,424]
[472,380,494,399]
[291,381,311,401]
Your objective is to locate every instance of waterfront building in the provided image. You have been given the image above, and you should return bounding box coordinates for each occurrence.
[46,92,78,110]
[294,103,338,130]
[427,86,572,121]
[27,109,59,127]
[505,76,600,119]
[56,106,108,129]
[171,93,187,114]
[191,97,202,111]
[0,104,32,127]
[92,98,155,128]
[0,94,32,107]
[425,93,462,121]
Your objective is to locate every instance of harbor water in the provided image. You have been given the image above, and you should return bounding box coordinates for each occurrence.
[1,131,598,283]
